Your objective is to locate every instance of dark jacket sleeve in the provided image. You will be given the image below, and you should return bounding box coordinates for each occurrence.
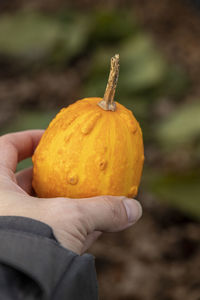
[0,216,98,300]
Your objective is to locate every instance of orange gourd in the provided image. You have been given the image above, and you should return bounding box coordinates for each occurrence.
[32,55,144,198]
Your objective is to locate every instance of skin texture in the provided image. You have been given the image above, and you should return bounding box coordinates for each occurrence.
[32,97,144,199]
[0,130,142,254]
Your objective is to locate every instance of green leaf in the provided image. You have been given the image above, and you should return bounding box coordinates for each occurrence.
[0,13,61,60]
[89,10,135,45]
[17,158,32,172]
[0,12,90,65]
[146,170,200,220]
[50,14,91,65]
[119,35,167,93]
[156,101,200,148]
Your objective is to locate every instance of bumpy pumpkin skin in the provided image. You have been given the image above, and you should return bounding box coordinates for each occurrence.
[32,97,144,199]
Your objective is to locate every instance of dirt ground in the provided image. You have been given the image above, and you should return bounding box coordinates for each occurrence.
[91,193,200,300]
[0,1,199,299]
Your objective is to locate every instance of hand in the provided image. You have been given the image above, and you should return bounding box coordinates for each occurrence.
[0,130,142,254]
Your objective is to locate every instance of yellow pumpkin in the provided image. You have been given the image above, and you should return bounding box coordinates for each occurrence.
[32,55,144,198]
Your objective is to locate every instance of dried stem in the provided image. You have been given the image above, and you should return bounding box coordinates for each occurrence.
[97,54,120,112]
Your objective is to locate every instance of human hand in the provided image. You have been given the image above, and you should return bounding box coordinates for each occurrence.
[0,130,142,254]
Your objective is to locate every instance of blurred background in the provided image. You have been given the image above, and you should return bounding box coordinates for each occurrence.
[0,0,199,299]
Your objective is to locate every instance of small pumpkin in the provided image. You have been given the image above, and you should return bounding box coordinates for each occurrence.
[32,55,144,198]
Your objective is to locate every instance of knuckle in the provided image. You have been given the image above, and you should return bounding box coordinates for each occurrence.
[44,197,68,216]
[0,165,15,181]
[0,136,14,153]
[71,201,84,223]
[105,198,122,225]
[0,134,10,144]
[0,134,6,141]
[48,198,84,222]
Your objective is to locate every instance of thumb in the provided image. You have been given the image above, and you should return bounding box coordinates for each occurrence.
[76,196,142,232]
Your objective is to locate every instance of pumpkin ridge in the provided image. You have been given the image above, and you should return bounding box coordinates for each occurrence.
[77,113,104,197]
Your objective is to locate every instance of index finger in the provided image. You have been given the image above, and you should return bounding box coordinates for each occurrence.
[0,130,44,175]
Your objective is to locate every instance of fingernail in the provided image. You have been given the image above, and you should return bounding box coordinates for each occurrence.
[123,198,142,223]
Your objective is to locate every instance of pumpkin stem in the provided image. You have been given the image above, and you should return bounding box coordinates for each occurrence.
[97,54,119,112]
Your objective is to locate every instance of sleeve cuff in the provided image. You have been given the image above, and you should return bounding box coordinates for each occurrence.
[0,216,56,239]
[0,216,98,299]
